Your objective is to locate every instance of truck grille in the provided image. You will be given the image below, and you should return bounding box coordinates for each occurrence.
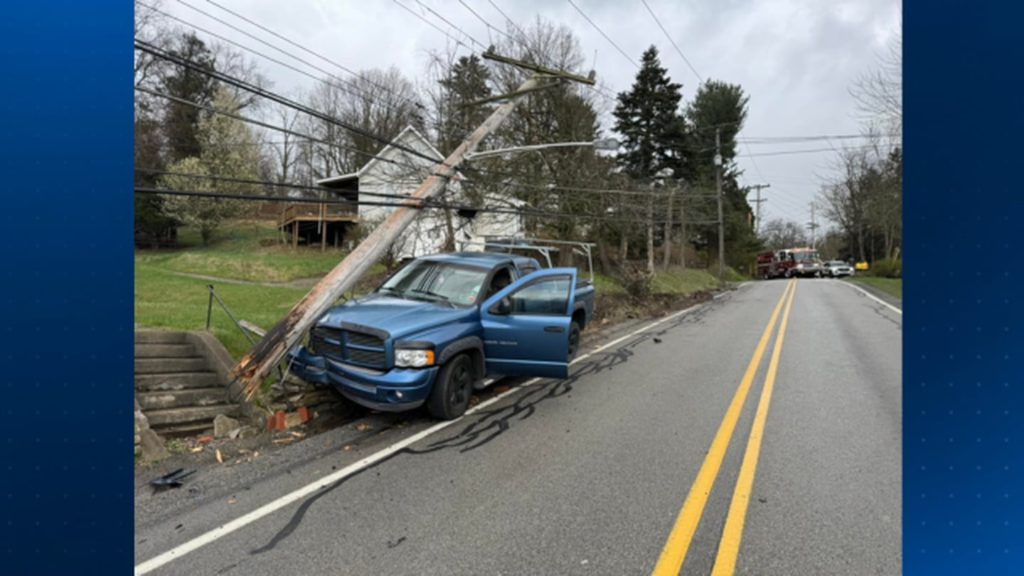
[310,327,387,369]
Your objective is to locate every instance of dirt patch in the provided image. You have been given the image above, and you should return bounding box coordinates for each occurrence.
[593,291,713,327]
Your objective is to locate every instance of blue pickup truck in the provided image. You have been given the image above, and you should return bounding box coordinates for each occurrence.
[287,252,596,419]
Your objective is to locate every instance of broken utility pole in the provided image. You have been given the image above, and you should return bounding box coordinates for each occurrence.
[233,54,595,397]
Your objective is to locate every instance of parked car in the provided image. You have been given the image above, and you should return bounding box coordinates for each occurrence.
[823,260,855,277]
[287,252,596,419]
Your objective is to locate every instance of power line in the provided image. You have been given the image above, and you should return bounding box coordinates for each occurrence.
[458,0,513,43]
[135,39,444,168]
[137,83,728,204]
[566,0,637,69]
[134,186,720,226]
[411,0,488,50]
[149,2,421,116]
[486,0,526,40]
[137,169,435,203]
[639,0,703,83]
[172,1,388,108]
[391,0,475,52]
[135,85,440,178]
[743,143,895,158]
[739,133,901,144]
[199,0,420,109]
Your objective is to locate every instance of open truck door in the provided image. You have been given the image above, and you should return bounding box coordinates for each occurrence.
[480,268,577,379]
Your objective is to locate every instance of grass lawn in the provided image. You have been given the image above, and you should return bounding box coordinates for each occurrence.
[135,220,386,359]
[135,263,313,360]
[136,220,352,283]
[850,276,902,299]
[650,267,723,294]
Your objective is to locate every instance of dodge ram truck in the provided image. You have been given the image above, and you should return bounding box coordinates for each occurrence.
[287,252,596,419]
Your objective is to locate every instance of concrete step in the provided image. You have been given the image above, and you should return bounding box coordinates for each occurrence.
[135,331,188,345]
[135,343,196,359]
[137,387,229,411]
[135,358,208,374]
[156,420,219,437]
[135,372,222,391]
[145,405,238,428]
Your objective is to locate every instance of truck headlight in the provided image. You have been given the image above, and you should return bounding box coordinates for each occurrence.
[395,349,435,368]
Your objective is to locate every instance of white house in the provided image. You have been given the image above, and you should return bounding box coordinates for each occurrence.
[317,125,523,259]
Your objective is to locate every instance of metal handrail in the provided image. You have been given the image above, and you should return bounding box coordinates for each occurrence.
[205,285,256,345]
[205,285,283,381]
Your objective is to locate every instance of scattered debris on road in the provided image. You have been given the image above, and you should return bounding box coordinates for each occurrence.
[150,468,195,491]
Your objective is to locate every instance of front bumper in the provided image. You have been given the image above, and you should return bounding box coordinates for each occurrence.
[287,346,438,412]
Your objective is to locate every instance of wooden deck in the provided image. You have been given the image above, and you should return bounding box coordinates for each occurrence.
[278,203,359,249]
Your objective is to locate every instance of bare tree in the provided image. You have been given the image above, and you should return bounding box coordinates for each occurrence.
[760,218,809,251]
[851,27,902,136]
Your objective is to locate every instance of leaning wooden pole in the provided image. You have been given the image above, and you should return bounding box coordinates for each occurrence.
[234,76,544,397]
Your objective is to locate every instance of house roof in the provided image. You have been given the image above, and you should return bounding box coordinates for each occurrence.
[316,125,446,187]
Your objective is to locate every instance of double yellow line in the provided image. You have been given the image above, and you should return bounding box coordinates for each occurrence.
[652,279,798,576]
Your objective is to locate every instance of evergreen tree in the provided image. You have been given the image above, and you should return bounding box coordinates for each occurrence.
[613,46,688,180]
[686,80,760,269]
[162,32,218,162]
[437,55,493,155]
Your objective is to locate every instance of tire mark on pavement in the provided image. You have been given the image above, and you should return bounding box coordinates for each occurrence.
[247,299,727,556]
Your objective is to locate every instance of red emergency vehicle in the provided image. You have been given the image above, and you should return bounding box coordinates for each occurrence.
[756,247,823,279]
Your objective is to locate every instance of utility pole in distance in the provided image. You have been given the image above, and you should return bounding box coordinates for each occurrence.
[807,202,820,249]
[715,128,725,279]
[746,183,770,235]
[234,54,595,397]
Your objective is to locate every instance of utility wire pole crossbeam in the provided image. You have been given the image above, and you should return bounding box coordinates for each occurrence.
[233,56,594,397]
[745,183,770,235]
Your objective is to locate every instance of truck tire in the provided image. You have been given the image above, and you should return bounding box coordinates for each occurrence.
[568,321,581,361]
[427,353,474,420]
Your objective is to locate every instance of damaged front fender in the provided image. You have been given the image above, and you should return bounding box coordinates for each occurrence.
[286,346,330,386]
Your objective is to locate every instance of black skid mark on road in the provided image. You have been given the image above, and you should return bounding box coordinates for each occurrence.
[249,302,714,556]
[870,303,902,330]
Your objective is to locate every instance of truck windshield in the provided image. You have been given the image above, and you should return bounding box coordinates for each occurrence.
[793,251,820,262]
[378,261,489,307]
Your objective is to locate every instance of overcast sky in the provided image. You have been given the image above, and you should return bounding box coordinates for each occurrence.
[158,0,901,227]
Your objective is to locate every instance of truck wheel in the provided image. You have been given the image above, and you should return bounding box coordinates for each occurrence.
[427,353,473,420]
[568,321,581,360]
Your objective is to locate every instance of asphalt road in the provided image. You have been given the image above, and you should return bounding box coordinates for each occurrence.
[135,278,901,576]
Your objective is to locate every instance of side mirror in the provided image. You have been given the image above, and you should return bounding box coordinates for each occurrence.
[490,297,511,315]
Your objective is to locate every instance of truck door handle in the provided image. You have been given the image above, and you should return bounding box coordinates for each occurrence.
[544,326,565,333]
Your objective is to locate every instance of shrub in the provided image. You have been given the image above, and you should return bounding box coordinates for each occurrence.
[616,262,653,301]
[871,258,902,278]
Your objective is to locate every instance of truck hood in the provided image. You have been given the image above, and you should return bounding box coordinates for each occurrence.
[318,294,475,340]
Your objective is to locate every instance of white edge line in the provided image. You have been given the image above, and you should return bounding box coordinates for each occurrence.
[844,280,903,315]
[135,301,707,575]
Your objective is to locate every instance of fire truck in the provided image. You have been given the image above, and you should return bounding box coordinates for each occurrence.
[756,247,823,279]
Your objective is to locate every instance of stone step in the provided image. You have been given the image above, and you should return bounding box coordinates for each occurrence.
[156,420,218,437]
[135,372,222,391]
[145,405,239,428]
[137,387,230,411]
[135,358,209,374]
[135,331,188,345]
[134,343,196,359]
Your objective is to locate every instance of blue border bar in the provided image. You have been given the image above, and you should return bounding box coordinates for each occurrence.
[0,1,133,572]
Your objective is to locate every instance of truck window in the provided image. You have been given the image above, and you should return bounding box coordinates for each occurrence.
[484,267,513,299]
[379,261,488,307]
[507,276,571,315]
